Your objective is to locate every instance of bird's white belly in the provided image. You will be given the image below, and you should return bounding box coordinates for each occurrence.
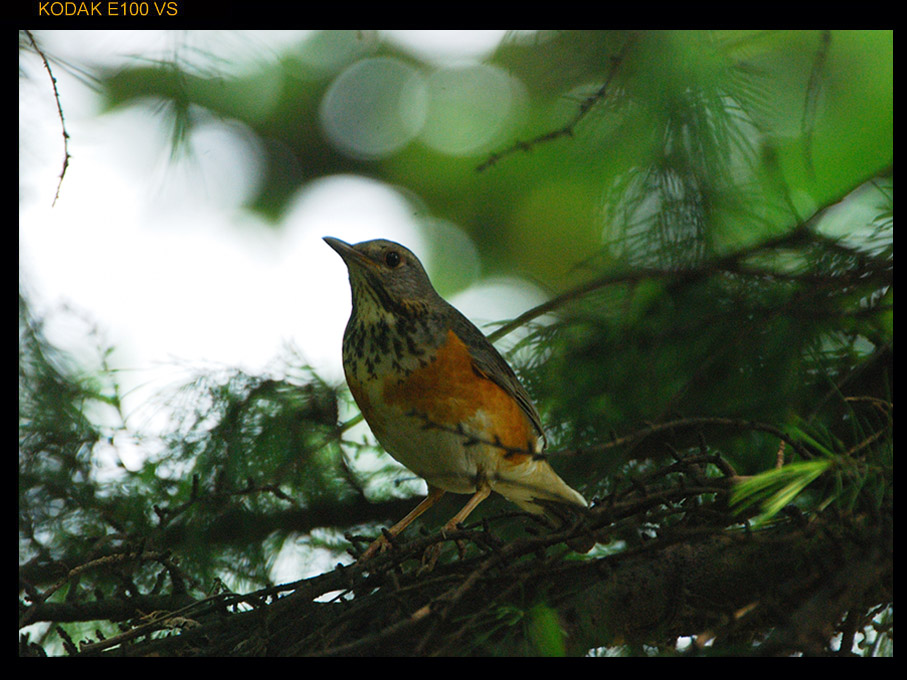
[372,400,494,494]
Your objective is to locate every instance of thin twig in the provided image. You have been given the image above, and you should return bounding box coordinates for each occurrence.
[476,33,637,173]
[24,30,71,206]
[559,416,815,463]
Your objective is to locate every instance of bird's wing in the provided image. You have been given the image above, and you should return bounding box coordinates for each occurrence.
[446,307,546,450]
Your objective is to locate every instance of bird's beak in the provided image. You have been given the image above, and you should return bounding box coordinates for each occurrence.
[323,236,369,269]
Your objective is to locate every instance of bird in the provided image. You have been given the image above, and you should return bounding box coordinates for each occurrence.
[324,236,590,561]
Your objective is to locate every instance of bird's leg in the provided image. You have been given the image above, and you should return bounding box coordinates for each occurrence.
[422,480,492,568]
[357,486,446,561]
[442,481,491,535]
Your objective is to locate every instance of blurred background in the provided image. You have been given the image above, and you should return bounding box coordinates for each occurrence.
[19,30,892,653]
[20,31,537,417]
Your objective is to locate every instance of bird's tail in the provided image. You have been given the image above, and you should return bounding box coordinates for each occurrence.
[495,460,594,552]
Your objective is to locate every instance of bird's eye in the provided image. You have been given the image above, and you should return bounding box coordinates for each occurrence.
[384,251,401,268]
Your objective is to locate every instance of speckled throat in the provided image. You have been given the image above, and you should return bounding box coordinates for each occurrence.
[342,276,447,383]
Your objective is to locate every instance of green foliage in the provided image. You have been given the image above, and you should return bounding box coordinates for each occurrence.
[731,459,833,525]
[533,214,891,461]
[19,295,350,602]
[19,292,126,567]
[525,602,568,657]
[148,359,347,584]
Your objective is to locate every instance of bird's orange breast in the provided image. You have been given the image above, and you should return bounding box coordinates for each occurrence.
[377,330,536,465]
